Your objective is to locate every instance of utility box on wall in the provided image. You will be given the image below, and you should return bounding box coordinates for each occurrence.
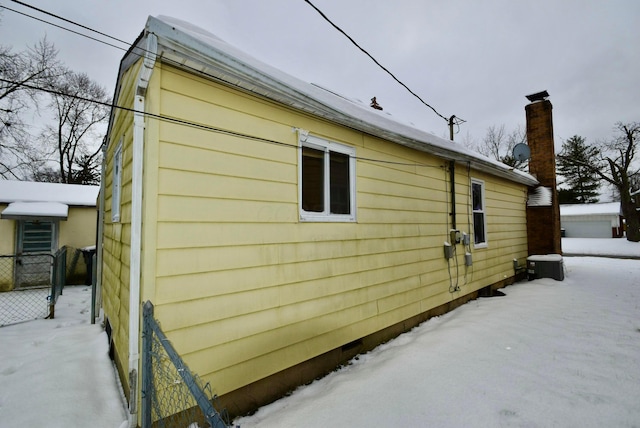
[527,254,564,281]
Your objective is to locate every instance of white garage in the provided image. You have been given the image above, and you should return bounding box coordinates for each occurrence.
[560,202,623,238]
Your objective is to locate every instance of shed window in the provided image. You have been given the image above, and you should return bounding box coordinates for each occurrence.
[111,140,122,222]
[472,179,487,246]
[299,134,356,222]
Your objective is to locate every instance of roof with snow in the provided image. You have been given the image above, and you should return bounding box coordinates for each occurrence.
[1,202,69,220]
[560,202,622,217]
[112,15,538,187]
[0,180,99,206]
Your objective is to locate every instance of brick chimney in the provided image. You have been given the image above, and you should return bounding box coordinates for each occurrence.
[525,91,562,256]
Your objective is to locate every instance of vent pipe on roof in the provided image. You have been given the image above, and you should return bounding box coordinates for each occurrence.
[370,97,383,110]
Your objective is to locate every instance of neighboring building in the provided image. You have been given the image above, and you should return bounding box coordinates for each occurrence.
[100,16,550,421]
[560,202,623,238]
[0,180,99,291]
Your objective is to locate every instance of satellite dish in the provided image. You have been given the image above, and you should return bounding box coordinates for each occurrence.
[513,143,531,162]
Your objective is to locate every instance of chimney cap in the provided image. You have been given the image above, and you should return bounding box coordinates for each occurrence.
[526,90,550,102]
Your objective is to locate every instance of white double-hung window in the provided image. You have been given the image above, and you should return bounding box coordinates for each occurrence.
[111,140,123,222]
[299,134,356,222]
[471,178,487,247]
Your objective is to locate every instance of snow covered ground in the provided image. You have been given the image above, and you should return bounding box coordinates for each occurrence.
[0,286,127,427]
[562,237,640,258]
[0,238,638,427]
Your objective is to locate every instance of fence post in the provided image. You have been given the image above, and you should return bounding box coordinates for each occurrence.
[141,301,153,428]
[91,253,97,324]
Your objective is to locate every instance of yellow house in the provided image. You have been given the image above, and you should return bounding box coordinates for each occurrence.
[0,180,99,291]
[100,16,539,421]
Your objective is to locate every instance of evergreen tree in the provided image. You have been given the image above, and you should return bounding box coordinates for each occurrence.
[557,136,601,204]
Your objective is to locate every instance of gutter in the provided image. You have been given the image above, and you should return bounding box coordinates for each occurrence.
[127,31,157,428]
[144,15,538,188]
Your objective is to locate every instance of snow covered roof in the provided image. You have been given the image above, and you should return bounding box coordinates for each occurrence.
[0,180,99,206]
[1,202,69,220]
[114,15,538,187]
[560,202,622,217]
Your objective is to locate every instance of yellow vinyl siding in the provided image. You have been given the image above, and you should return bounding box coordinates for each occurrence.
[105,62,529,397]
[0,205,14,290]
[59,206,97,249]
[467,171,528,286]
[0,204,14,254]
[100,59,141,390]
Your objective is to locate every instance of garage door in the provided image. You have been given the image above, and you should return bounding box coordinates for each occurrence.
[563,220,610,238]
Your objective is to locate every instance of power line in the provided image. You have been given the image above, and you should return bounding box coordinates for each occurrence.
[1,1,450,166]
[0,4,129,52]
[0,2,273,101]
[0,77,443,169]
[303,0,450,123]
[10,0,130,46]
[8,0,456,127]
[4,0,461,134]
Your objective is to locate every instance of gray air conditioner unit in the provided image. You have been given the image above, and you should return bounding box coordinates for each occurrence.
[527,254,564,281]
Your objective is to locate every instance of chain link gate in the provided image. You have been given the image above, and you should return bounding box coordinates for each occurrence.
[0,249,67,327]
[141,301,229,428]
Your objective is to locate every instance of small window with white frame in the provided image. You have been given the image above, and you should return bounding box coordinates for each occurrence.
[111,139,123,222]
[299,133,356,222]
[471,178,487,246]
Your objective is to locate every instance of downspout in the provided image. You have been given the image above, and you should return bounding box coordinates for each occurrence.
[449,160,456,230]
[448,115,457,230]
[128,32,157,428]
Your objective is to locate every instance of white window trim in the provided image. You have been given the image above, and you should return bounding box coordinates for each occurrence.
[298,133,356,222]
[111,139,123,222]
[471,178,488,248]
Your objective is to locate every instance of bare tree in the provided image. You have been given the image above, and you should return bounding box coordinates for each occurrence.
[562,123,640,241]
[40,70,109,184]
[471,124,528,170]
[600,123,640,241]
[0,37,61,179]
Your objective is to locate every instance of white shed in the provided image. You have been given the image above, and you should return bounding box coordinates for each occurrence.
[560,202,623,238]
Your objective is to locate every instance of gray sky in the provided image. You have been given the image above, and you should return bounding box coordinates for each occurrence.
[1,0,638,149]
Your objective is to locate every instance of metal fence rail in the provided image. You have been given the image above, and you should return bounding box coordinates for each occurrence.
[142,301,229,428]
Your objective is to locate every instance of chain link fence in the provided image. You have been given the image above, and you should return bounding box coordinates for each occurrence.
[0,283,50,326]
[0,246,77,327]
[142,301,230,428]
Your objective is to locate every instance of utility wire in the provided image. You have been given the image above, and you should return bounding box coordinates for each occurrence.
[5,0,459,131]
[10,0,131,46]
[0,77,444,169]
[1,4,129,52]
[303,0,450,123]
[2,1,448,168]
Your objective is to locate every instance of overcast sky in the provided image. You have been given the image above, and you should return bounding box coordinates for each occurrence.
[1,0,638,149]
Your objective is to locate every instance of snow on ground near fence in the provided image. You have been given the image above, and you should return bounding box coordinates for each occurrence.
[0,239,638,427]
[0,286,127,428]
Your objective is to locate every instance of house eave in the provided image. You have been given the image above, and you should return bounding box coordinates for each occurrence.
[131,16,538,187]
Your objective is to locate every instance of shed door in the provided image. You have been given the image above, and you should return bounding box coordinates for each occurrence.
[15,221,55,287]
